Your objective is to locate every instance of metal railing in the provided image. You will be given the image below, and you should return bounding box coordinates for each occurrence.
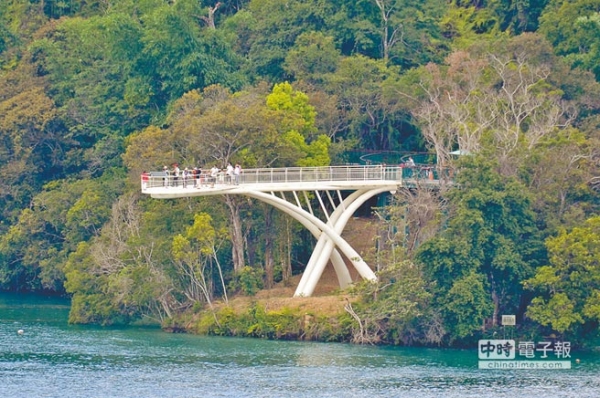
[141,164,453,191]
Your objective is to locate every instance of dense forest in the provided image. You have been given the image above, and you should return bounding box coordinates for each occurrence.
[1,0,600,347]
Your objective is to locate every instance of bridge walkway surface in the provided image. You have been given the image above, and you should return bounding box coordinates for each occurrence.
[141,164,451,297]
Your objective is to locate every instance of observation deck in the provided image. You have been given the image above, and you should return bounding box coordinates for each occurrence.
[142,164,450,296]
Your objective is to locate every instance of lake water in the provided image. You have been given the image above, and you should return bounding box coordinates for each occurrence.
[1,293,599,397]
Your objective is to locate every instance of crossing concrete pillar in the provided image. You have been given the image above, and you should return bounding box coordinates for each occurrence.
[247,186,396,297]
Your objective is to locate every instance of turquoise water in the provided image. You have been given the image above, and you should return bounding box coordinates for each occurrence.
[1,293,599,397]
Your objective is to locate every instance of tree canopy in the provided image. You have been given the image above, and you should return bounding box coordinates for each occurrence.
[1,0,600,346]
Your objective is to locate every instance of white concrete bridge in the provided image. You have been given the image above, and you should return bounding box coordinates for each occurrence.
[141,164,449,297]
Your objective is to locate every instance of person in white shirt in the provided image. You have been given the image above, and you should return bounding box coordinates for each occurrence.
[162,165,169,187]
[210,165,219,187]
[226,163,234,184]
[234,164,241,185]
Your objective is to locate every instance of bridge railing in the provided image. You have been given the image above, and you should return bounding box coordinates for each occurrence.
[241,165,399,184]
[141,164,452,190]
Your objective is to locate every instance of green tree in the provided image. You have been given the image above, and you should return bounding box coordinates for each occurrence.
[539,0,600,81]
[283,32,340,86]
[0,61,69,227]
[0,179,83,292]
[323,55,407,151]
[0,170,124,293]
[141,0,245,106]
[490,0,549,33]
[121,125,174,178]
[441,3,505,48]
[65,193,182,325]
[63,241,117,324]
[442,1,548,48]
[416,156,545,343]
[348,260,434,345]
[0,0,49,52]
[172,212,229,306]
[0,19,16,59]
[266,82,330,166]
[525,216,600,338]
[30,13,148,136]
[444,271,493,339]
[156,83,330,169]
[520,127,598,232]
[243,0,335,81]
[327,0,447,68]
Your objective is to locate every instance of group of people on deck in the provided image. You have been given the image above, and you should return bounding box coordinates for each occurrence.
[157,162,241,188]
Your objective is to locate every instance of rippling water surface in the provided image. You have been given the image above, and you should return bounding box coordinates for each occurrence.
[1,293,599,398]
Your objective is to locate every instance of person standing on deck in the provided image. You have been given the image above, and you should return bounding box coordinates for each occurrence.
[210,165,219,187]
[173,164,180,187]
[406,157,415,178]
[226,163,234,184]
[234,163,241,185]
[183,167,189,188]
[163,166,169,187]
[193,167,200,188]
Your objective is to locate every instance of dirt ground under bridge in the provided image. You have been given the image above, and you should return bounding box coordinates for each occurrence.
[226,217,379,316]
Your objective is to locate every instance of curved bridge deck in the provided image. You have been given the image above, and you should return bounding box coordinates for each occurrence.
[142,165,449,198]
[141,164,451,297]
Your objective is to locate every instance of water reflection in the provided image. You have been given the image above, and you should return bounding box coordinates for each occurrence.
[1,293,599,398]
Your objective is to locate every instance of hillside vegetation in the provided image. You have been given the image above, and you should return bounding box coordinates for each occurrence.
[1,0,600,347]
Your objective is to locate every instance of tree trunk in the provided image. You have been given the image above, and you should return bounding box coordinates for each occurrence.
[201,2,221,29]
[225,195,245,273]
[264,207,274,289]
[278,215,293,285]
[492,289,499,328]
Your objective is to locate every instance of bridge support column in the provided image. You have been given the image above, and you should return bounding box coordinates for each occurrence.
[294,187,394,297]
[247,186,396,297]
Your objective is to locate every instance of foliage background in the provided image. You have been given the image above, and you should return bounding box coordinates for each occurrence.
[1,0,600,346]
